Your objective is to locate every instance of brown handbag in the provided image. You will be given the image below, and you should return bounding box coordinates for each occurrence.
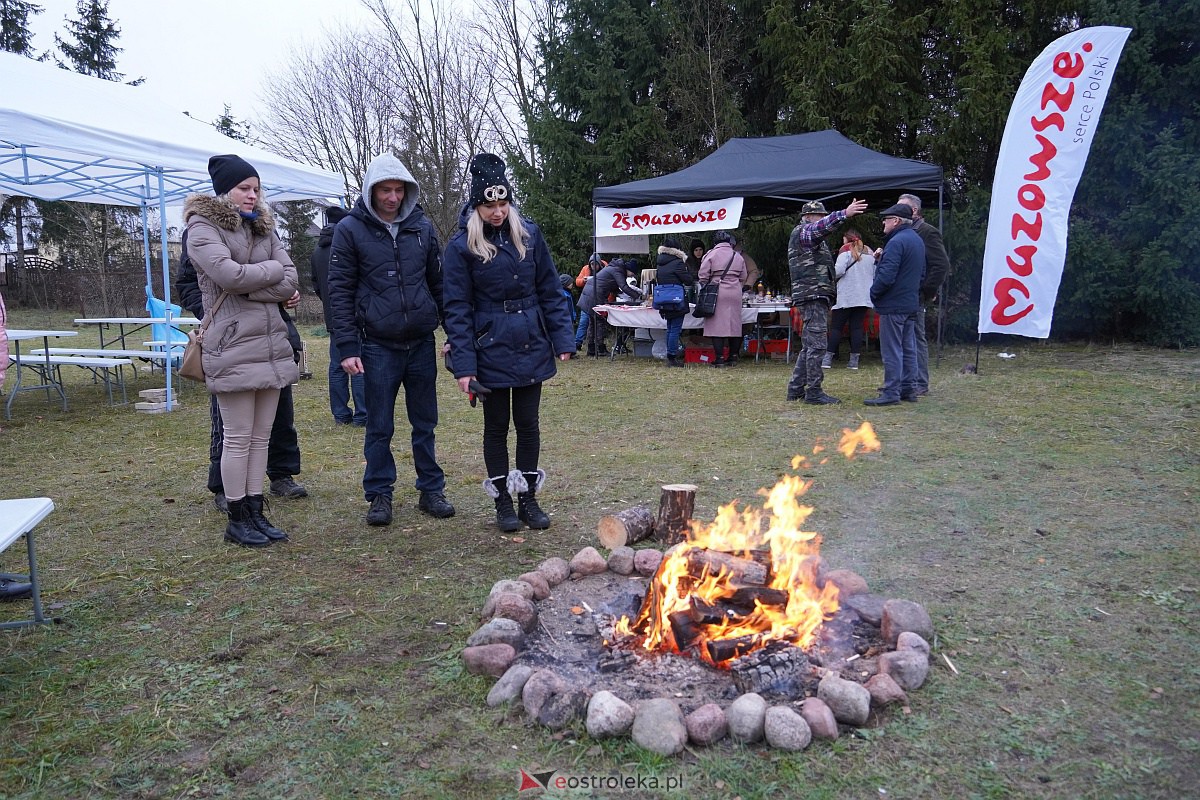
[178,292,229,382]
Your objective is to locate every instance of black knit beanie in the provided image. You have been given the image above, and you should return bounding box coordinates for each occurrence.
[208,154,259,196]
[468,153,513,207]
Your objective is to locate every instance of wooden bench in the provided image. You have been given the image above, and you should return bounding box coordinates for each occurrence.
[0,497,54,629]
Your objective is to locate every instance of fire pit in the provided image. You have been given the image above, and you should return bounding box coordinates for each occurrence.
[462,424,938,754]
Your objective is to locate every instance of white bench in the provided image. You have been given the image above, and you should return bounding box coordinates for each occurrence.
[0,497,54,629]
[6,353,133,413]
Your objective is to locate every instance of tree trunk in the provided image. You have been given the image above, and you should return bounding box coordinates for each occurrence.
[654,483,697,546]
[597,505,655,550]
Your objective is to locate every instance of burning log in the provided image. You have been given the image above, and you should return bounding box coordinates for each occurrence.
[597,505,655,550]
[667,610,703,651]
[685,549,770,586]
[654,483,697,545]
[706,633,766,663]
[728,586,790,612]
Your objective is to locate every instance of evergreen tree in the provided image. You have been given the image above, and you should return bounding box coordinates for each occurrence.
[214,104,253,144]
[0,0,41,55]
[513,0,675,263]
[55,0,138,82]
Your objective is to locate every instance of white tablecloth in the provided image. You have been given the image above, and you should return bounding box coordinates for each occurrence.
[596,303,788,330]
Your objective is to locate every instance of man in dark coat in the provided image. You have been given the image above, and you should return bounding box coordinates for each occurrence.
[311,206,365,425]
[785,197,867,404]
[865,204,926,406]
[327,152,455,526]
[898,193,951,396]
[579,258,642,356]
[176,234,308,511]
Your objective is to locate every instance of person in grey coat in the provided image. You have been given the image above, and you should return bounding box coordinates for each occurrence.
[184,154,299,547]
[864,203,926,406]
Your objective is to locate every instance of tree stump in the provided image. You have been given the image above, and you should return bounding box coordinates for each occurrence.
[597,505,655,550]
[655,483,697,546]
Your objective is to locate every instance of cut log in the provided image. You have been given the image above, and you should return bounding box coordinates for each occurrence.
[597,505,655,550]
[685,548,769,586]
[655,483,698,545]
[727,586,790,613]
[668,610,702,651]
[706,633,765,663]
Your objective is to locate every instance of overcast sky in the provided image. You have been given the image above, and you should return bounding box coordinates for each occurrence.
[28,0,380,127]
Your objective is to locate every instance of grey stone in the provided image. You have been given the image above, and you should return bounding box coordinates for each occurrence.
[466,617,526,651]
[799,696,839,739]
[817,672,871,726]
[865,672,908,707]
[537,557,571,586]
[842,593,886,626]
[881,598,934,645]
[631,698,687,756]
[570,546,608,577]
[607,546,636,575]
[489,578,535,601]
[486,664,533,707]
[685,703,728,746]
[896,631,931,657]
[461,643,516,678]
[522,669,565,719]
[586,691,634,738]
[633,549,663,577]
[878,648,930,691]
[764,706,812,751]
[726,692,768,743]
[537,690,586,730]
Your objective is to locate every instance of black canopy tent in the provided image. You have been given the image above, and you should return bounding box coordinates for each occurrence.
[592,130,943,217]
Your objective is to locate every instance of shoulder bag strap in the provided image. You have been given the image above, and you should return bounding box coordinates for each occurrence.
[198,291,230,337]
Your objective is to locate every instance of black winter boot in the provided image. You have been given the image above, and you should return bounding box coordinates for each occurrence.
[245,494,288,542]
[487,477,520,533]
[224,498,271,548]
[517,470,551,529]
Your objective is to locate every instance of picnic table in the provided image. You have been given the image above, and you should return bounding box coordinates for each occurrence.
[73,316,199,350]
[0,497,54,630]
[5,329,133,418]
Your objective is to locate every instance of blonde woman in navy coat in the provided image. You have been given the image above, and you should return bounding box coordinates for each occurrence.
[442,154,574,533]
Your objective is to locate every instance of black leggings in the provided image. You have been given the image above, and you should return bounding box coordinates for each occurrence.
[482,383,542,478]
[710,336,741,360]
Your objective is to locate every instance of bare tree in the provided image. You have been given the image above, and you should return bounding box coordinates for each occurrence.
[258,28,400,203]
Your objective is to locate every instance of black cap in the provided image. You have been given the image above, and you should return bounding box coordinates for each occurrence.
[879,203,914,221]
[469,153,513,207]
[325,206,349,224]
[663,235,681,250]
[208,154,259,196]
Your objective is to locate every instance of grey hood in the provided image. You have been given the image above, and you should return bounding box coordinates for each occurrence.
[361,152,421,227]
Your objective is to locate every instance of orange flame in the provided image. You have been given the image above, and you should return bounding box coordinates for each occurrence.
[613,423,879,665]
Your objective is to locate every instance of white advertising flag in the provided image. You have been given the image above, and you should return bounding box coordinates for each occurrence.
[978,26,1131,338]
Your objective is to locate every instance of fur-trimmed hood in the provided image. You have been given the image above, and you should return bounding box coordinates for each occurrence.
[183,193,276,237]
[657,245,688,261]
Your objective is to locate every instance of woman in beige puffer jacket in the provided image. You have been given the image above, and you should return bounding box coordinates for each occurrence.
[183,155,299,548]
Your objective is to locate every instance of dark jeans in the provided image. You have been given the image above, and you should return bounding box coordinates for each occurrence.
[207,384,300,493]
[360,337,445,500]
[665,316,684,357]
[328,337,367,423]
[877,311,918,400]
[828,306,869,357]
[481,383,542,479]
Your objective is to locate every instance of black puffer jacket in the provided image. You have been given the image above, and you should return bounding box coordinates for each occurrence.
[654,245,694,321]
[327,196,442,355]
[310,206,350,326]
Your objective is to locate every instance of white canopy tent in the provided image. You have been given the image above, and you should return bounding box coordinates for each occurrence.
[0,51,345,408]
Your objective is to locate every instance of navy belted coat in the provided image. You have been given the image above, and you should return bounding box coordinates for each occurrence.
[442,207,574,389]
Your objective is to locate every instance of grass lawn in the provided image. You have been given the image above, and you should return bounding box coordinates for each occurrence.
[1,308,1197,799]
